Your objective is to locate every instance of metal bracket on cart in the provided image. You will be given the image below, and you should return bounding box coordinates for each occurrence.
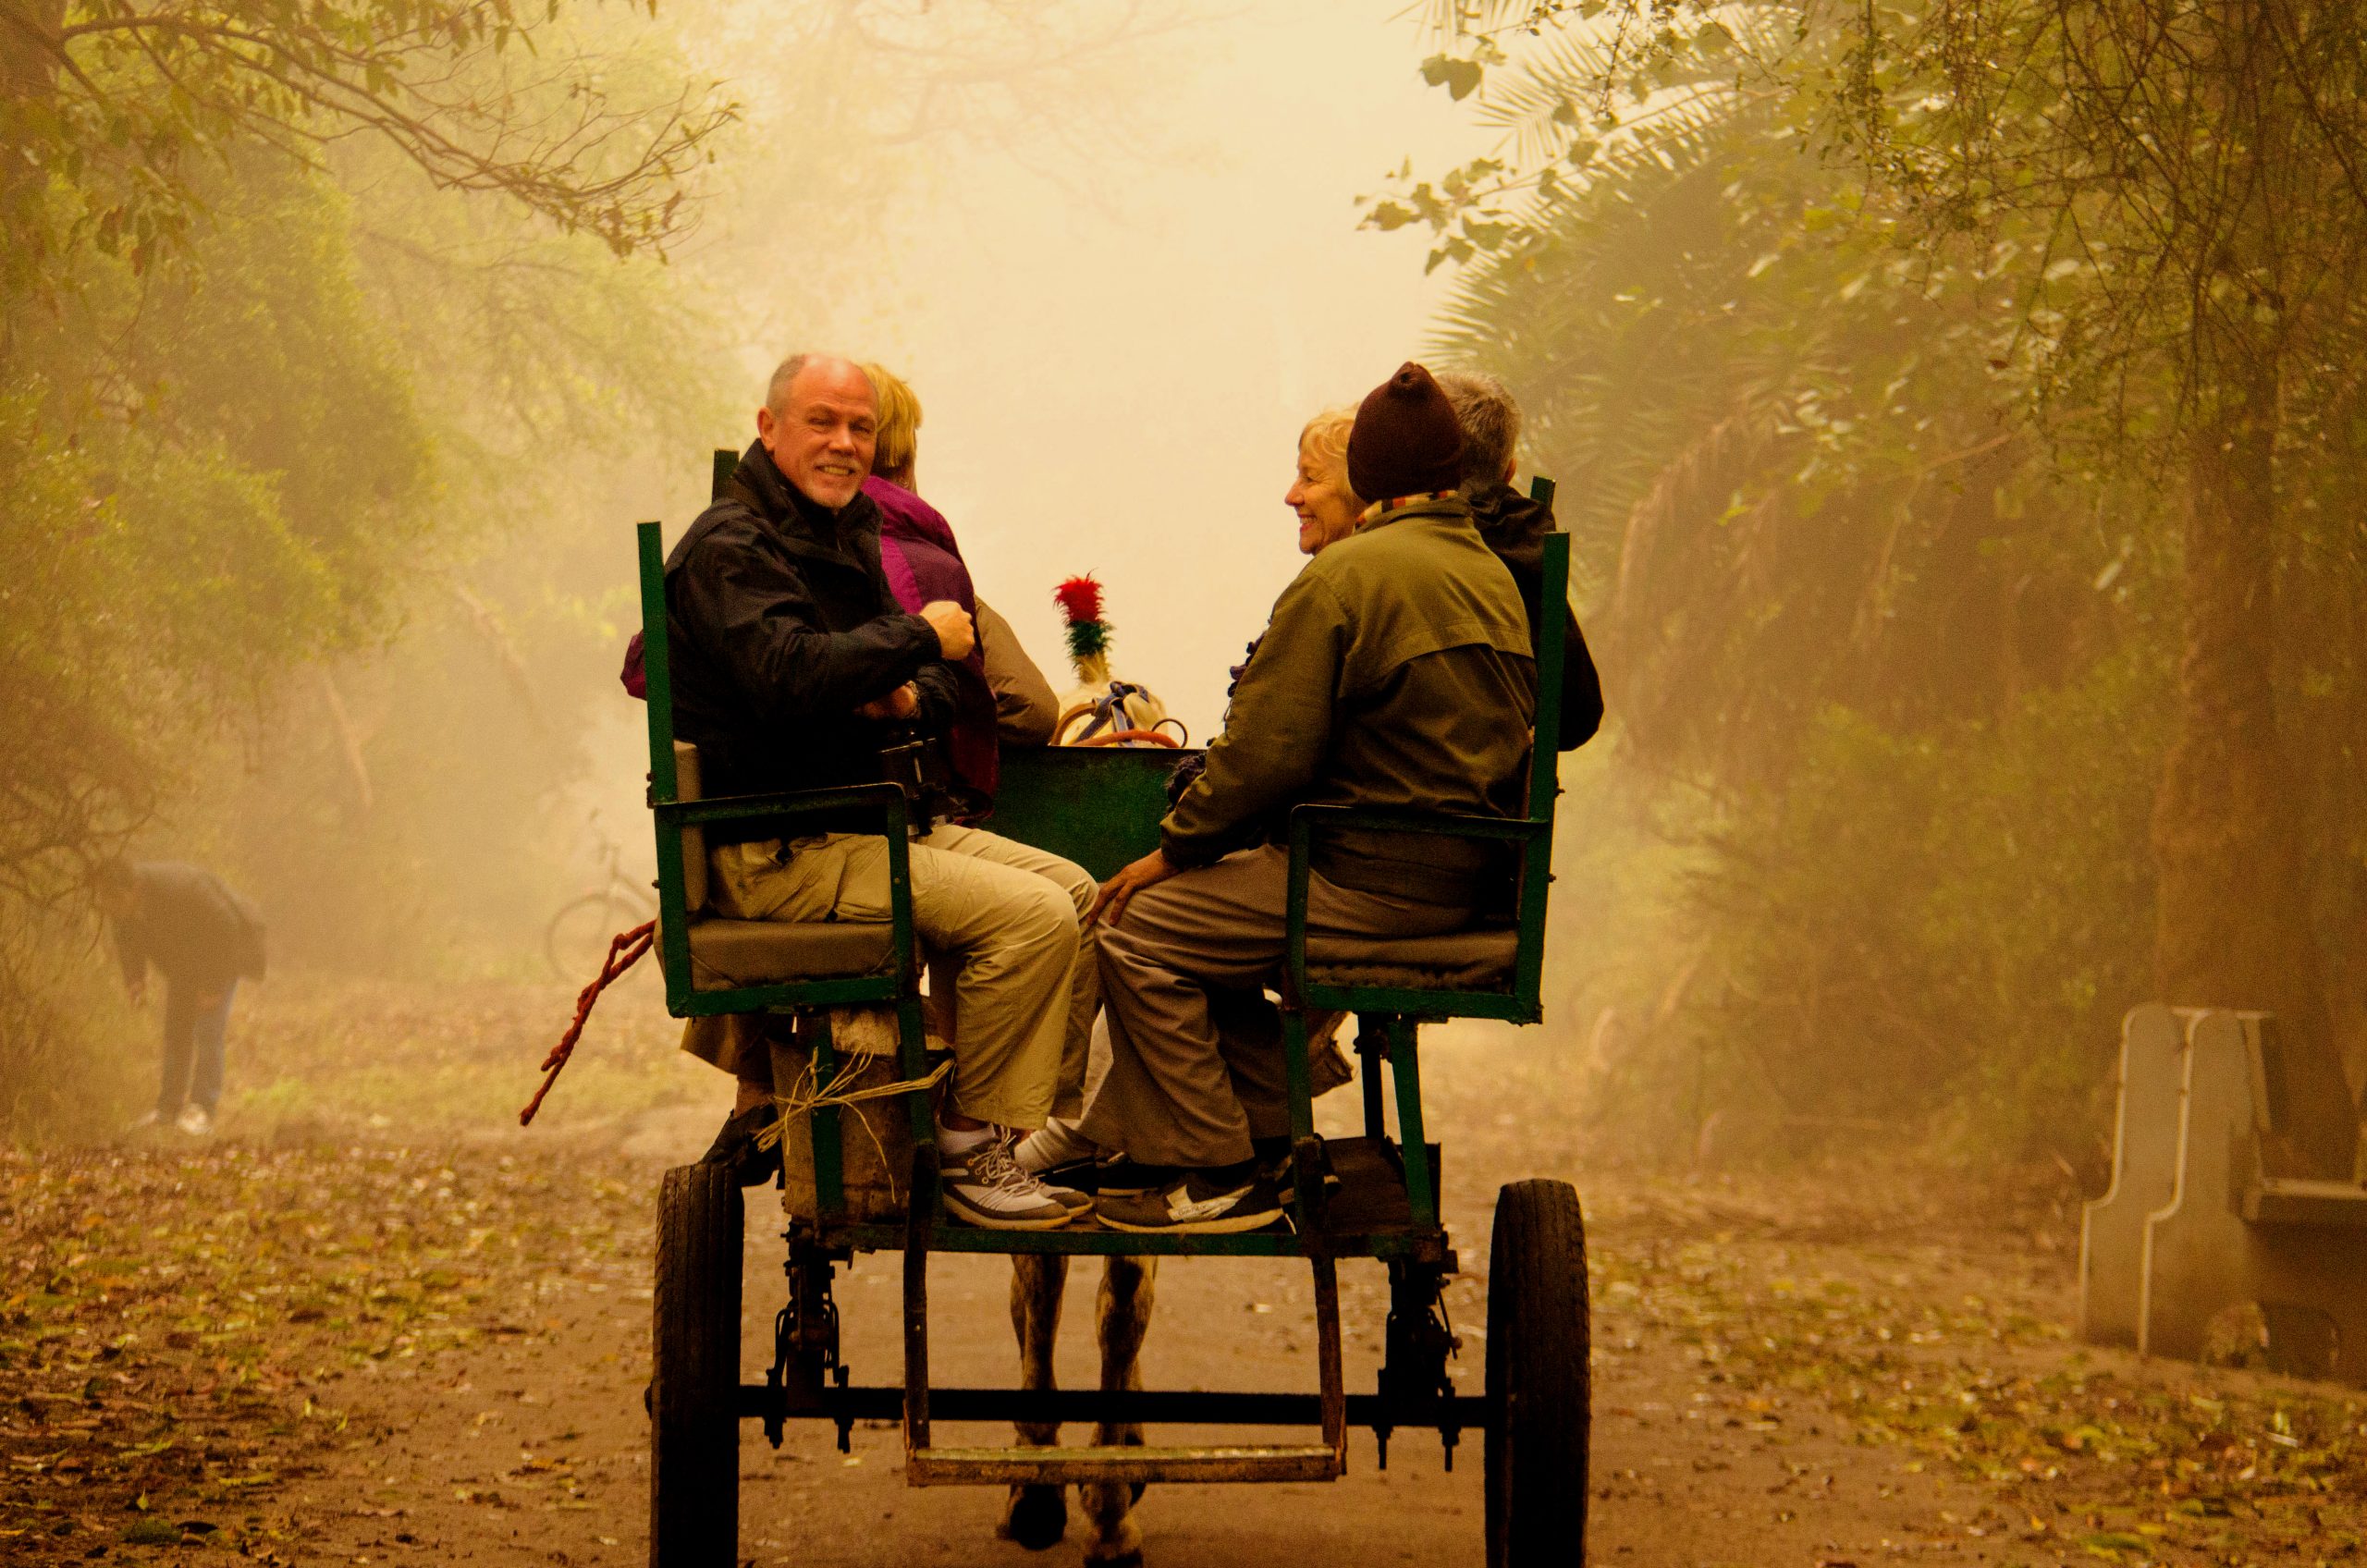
[767,1230,848,1451]
[1374,1256,1465,1470]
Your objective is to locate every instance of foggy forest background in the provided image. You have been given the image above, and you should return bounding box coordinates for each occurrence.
[5,0,2363,1178]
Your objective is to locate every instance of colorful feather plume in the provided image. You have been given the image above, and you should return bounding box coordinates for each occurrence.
[1054,574,1111,686]
[1052,576,1103,623]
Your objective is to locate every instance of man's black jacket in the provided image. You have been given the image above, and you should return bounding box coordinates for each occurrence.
[664,442,956,831]
[114,862,266,990]
[1466,481,1604,751]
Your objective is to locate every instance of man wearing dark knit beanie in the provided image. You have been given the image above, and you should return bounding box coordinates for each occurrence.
[1059,361,1541,1235]
[1346,361,1466,504]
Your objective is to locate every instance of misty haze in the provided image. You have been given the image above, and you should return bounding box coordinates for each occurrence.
[6,2,2367,1565]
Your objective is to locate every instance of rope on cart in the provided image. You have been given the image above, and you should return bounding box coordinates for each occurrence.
[754,1048,955,1203]
[519,918,656,1126]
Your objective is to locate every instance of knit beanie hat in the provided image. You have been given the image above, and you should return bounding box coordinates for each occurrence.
[1347,361,1466,503]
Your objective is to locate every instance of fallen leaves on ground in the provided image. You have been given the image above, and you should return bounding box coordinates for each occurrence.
[0,1139,644,1564]
[1586,1234,2367,1564]
[9,986,2367,1568]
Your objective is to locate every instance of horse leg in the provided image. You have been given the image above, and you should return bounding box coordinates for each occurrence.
[999,1253,1071,1550]
[1081,1255,1157,1567]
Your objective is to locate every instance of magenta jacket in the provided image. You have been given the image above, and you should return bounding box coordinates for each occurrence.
[864,476,1000,813]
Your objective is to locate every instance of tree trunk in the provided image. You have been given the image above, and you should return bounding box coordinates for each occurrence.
[2150,350,2349,1164]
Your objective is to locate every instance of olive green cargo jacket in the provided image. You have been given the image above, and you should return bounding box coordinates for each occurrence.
[1159,495,1538,906]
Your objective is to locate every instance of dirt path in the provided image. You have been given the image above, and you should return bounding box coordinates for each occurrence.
[269,1111,2017,1568]
[7,980,2365,1566]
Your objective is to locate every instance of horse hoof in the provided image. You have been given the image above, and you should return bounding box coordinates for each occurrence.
[1000,1484,1068,1550]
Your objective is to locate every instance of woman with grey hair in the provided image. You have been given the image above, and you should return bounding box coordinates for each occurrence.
[1020,403,1381,1187]
[1283,404,1364,556]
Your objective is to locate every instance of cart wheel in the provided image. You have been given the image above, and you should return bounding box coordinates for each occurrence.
[1484,1180,1589,1567]
[652,1163,743,1568]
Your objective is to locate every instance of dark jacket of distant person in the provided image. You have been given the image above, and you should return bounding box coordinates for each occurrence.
[112,862,267,992]
[663,440,958,833]
[1462,478,1603,751]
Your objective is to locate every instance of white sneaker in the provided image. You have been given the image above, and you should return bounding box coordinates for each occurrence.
[1014,1118,1101,1177]
[939,1132,1073,1231]
[174,1105,214,1136]
[1029,1172,1094,1216]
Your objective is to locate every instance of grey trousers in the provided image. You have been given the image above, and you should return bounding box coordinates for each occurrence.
[1076,845,1469,1168]
[692,823,1097,1129]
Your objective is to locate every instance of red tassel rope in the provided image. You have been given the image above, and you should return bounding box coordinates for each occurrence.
[519,919,656,1126]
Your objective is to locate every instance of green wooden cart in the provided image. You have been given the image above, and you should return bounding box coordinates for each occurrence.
[636,467,1588,1567]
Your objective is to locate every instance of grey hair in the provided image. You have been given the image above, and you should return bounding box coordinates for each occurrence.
[1298,405,1361,496]
[1436,370,1523,485]
[765,352,875,415]
[765,353,812,413]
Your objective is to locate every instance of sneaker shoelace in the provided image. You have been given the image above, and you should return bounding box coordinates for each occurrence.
[958,1135,1051,1202]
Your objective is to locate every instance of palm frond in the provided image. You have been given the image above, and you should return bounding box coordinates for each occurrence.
[1417,23,2032,784]
[1466,7,1797,176]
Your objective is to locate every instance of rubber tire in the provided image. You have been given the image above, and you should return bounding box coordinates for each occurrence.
[1484,1179,1589,1567]
[651,1162,743,1568]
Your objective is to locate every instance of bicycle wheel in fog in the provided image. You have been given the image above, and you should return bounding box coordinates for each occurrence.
[545,890,649,983]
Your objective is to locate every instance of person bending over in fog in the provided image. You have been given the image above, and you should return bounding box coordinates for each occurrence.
[95,858,266,1137]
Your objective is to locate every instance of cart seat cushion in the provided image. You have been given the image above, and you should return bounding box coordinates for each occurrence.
[674,740,708,913]
[688,915,895,990]
[1305,926,1516,990]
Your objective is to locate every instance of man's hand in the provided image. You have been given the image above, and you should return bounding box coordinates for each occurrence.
[855,683,921,722]
[1088,849,1179,928]
[919,600,975,661]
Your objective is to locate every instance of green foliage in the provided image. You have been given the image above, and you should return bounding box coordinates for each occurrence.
[1556,655,2170,1167]
[179,140,731,978]
[1391,0,2367,466]
[0,165,412,898]
[0,0,727,1132]
[1386,2,2312,1163]
[0,0,728,303]
[0,900,147,1144]
[1827,0,2367,459]
[1685,656,2169,1160]
[1416,23,2143,787]
[0,154,439,1133]
[1420,54,1487,101]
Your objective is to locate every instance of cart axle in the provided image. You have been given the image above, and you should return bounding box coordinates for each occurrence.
[907,1443,1341,1487]
[735,1382,1486,1433]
